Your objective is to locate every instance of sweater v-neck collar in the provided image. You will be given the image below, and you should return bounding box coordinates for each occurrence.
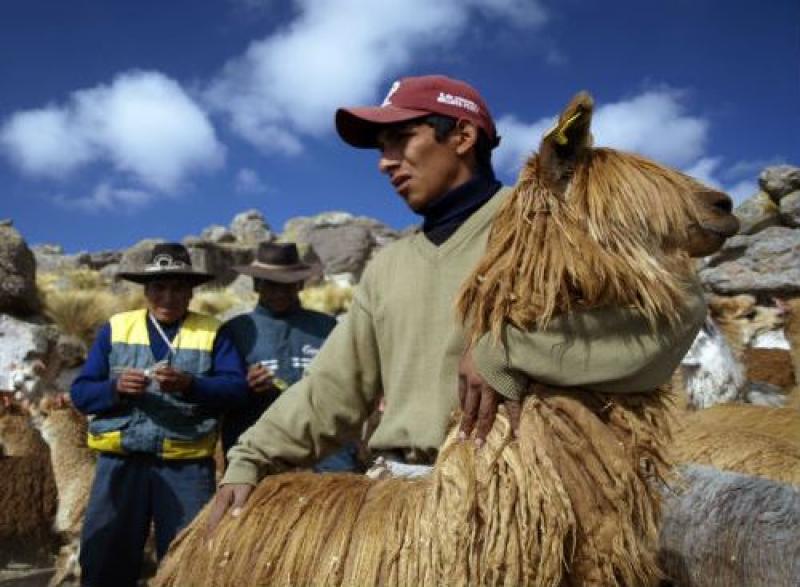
[411,186,509,260]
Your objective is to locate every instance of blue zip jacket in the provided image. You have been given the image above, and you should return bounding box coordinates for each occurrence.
[219,304,337,453]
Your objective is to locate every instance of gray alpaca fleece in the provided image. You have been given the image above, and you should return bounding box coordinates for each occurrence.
[659,464,800,587]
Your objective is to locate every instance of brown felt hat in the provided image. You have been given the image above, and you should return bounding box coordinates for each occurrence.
[232,242,319,284]
[117,243,214,286]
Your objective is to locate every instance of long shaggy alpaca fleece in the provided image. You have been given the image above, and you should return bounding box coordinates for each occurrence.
[672,403,800,447]
[155,388,671,587]
[659,465,800,587]
[455,107,710,344]
[669,416,800,486]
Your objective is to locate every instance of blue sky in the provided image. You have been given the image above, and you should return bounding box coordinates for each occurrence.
[1,0,797,253]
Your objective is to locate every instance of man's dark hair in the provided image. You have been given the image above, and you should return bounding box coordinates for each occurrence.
[421,115,496,179]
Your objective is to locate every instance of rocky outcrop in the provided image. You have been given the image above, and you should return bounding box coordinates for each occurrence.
[230,209,273,244]
[0,222,39,315]
[779,190,800,228]
[734,192,781,235]
[759,165,800,201]
[200,225,236,244]
[283,212,400,280]
[700,165,800,298]
[184,241,255,287]
[699,227,800,297]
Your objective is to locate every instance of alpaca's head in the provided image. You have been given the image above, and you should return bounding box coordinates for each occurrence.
[459,92,740,341]
[530,92,739,258]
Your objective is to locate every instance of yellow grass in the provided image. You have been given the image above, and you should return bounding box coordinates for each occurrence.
[189,288,255,319]
[300,283,353,315]
[40,288,144,346]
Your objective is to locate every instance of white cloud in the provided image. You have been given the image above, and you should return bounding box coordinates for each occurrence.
[493,88,759,204]
[495,89,709,175]
[592,90,708,167]
[206,0,547,153]
[54,182,155,213]
[1,71,224,192]
[235,167,268,194]
[494,114,554,172]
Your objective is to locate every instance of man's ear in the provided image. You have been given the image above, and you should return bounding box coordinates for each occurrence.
[454,120,479,156]
[537,92,594,195]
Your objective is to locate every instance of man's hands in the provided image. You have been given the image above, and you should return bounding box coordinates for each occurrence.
[115,369,148,395]
[206,483,254,537]
[115,365,192,395]
[458,351,521,447]
[247,363,277,394]
[152,365,193,393]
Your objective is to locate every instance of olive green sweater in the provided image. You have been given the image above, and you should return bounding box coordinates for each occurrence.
[223,188,705,485]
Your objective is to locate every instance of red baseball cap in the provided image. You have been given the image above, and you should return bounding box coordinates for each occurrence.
[336,75,499,149]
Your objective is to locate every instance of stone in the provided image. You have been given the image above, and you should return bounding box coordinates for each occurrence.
[779,190,800,228]
[200,224,236,243]
[230,209,273,244]
[758,165,800,202]
[282,212,400,278]
[733,191,780,235]
[0,224,40,315]
[85,250,122,270]
[185,241,255,287]
[699,226,800,296]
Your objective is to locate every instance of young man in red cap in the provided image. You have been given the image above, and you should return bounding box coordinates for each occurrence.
[208,75,706,528]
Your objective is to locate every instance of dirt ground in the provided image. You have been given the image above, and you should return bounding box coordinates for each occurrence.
[0,564,56,586]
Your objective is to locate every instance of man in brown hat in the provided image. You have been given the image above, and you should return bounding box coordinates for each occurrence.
[220,242,357,471]
[71,242,248,586]
[208,75,706,530]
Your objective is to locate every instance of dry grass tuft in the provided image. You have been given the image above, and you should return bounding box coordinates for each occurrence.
[300,282,353,315]
[38,274,144,346]
[189,288,255,319]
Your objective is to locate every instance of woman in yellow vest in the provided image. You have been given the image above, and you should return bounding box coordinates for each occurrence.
[71,243,248,587]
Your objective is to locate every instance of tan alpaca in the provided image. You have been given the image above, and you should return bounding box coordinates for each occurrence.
[35,395,95,586]
[778,297,800,408]
[707,294,786,356]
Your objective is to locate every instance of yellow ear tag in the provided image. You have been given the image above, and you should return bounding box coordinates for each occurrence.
[543,111,583,146]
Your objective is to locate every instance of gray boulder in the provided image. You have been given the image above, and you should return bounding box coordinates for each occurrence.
[283,212,400,279]
[85,250,122,270]
[699,226,800,296]
[779,190,800,228]
[184,241,255,287]
[0,223,40,315]
[733,191,780,235]
[200,224,236,244]
[230,209,273,244]
[759,165,800,203]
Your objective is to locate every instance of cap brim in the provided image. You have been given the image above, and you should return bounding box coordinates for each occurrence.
[335,106,431,148]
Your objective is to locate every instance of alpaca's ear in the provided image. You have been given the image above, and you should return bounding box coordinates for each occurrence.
[537,92,594,194]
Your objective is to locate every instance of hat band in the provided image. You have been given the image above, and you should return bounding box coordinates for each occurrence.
[250,260,308,271]
[144,262,190,272]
